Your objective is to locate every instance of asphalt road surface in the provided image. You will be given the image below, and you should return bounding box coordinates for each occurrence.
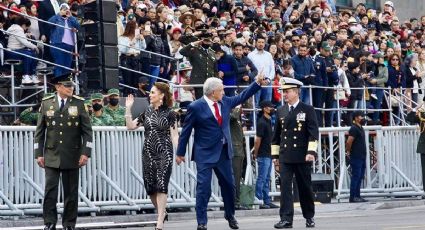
[115,205,425,230]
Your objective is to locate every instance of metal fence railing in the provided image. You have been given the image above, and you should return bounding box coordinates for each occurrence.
[0,125,423,216]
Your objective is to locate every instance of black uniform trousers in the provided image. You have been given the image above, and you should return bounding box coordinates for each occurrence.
[279,162,315,222]
[43,167,79,227]
[421,154,425,190]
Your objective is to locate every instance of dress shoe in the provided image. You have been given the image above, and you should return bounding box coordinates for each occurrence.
[197,224,207,230]
[349,197,367,203]
[274,220,293,229]
[63,227,75,230]
[306,218,315,228]
[268,203,280,209]
[43,223,56,230]
[259,204,270,209]
[226,216,239,229]
[235,204,250,210]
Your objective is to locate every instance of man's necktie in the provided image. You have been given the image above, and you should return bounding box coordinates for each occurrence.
[60,99,65,111]
[213,102,222,126]
[289,105,294,114]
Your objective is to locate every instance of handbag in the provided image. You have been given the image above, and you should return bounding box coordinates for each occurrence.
[334,89,346,100]
[390,93,400,107]
[240,152,256,207]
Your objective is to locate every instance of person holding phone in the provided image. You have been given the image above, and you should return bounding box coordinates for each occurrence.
[47,3,80,77]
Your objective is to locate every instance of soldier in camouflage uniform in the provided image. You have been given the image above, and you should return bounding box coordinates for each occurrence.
[34,74,92,230]
[18,93,54,125]
[104,88,126,126]
[90,93,114,126]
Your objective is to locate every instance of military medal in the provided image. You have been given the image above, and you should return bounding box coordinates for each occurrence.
[49,106,53,110]
[68,122,72,126]
[298,122,302,131]
[296,112,306,121]
[75,122,79,126]
[52,121,56,126]
[68,106,78,116]
[46,110,54,117]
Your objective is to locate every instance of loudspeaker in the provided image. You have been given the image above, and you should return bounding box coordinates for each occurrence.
[85,45,118,68]
[311,173,333,203]
[101,22,118,45]
[83,22,117,45]
[85,67,119,89]
[83,0,117,23]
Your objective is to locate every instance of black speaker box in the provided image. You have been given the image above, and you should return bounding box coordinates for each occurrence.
[83,0,117,23]
[85,45,118,68]
[311,173,334,203]
[85,67,119,89]
[83,22,117,45]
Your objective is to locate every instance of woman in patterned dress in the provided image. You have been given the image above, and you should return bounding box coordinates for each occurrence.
[125,82,179,230]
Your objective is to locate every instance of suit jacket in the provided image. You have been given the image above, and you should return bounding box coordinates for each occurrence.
[34,94,93,169]
[177,82,261,164]
[38,0,56,39]
[272,102,319,163]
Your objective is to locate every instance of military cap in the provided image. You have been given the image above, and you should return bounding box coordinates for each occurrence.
[50,73,74,85]
[279,77,303,90]
[91,93,104,101]
[42,93,54,99]
[107,88,120,96]
[321,41,331,51]
[84,99,91,106]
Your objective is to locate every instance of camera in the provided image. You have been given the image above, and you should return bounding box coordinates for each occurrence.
[331,64,337,72]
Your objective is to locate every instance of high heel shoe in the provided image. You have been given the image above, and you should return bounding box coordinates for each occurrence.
[163,211,168,223]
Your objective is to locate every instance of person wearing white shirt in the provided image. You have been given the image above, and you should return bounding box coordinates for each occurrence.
[247,36,275,107]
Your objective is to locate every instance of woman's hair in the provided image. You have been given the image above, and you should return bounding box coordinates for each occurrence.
[154,82,173,108]
[388,53,401,66]
[122,20,137,38]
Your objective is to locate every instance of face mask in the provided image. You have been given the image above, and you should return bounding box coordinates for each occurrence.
[353,38,361,45]
[242,31,251,37]
[201,43,210,49]
[220,20,227,27]
[92,103,103,112]
[109,98,119,106]
[203,7,210,15]
[323,11,331,17]
[167,14,174,21]
[311,17,321,24]
[289,69,294,76]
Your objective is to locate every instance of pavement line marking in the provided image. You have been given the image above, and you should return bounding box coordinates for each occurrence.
[383,225,425,230]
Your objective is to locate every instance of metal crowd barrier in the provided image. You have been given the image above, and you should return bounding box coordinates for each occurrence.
[0,125,424,216]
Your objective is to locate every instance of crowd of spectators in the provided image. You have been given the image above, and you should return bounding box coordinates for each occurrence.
[4,0,425,127]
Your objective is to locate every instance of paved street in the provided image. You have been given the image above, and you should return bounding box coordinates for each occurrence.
[121,205,425,230]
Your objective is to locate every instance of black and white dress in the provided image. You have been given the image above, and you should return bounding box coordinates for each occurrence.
[137,106,176,195]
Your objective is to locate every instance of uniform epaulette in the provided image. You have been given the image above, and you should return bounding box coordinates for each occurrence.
[72,95,85,100]
[42,95,55,101]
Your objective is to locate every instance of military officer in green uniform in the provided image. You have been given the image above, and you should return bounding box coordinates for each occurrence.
[90,93,114,126]
[104,88,126,126]
[230,106,248,210]
[180,35,217,99]
[34,74,93,230]
[271,77,319,229]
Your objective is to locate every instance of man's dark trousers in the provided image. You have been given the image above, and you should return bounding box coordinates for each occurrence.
[279,162,314,222]
[196,145,236,225]
[349,157,366,199]
[43,167,79,227]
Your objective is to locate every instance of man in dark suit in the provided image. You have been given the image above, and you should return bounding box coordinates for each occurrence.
[176,73,268,230]
[34,74,93,230]
[407,107,425,193]
[271,77,319,229]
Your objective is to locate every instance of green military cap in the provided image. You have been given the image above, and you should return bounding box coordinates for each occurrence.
[321,41,331,51]
[84,99,91,106]
[90,93,104,101]
[107,88,120,96]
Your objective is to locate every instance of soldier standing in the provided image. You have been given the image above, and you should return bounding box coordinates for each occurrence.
[180,34,217,99]
[272,77,319,229]
[104,88,126,126]
[34,74,93,230]
[90,93,114,126]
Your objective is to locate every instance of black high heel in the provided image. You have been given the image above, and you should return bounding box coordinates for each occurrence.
[163,211,169,223]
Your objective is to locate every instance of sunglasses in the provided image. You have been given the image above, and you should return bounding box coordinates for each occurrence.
[62,83,75,88]
[292,39,300,42]
[391,58,399,61]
